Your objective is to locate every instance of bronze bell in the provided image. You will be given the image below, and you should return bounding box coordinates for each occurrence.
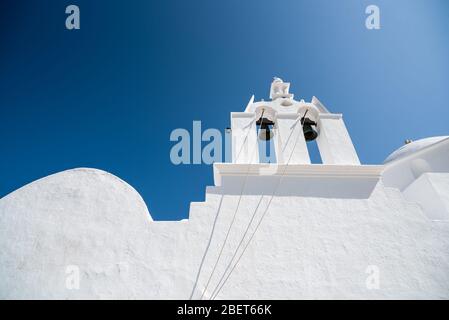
[256,117,275,141]
[301,117,318,141]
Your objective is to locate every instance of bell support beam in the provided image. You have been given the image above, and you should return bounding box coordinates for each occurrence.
[316,113,361,165]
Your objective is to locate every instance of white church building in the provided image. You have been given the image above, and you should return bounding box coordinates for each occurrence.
[1,78,448,299]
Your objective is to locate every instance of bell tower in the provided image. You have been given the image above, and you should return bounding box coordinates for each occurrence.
[229,78,360,165]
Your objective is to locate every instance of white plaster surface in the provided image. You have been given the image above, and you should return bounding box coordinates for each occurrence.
[382,137,449,191]
[1,167,449,299]
[231,113,259,163]
[316,115,360,165]
[403,173,449,221]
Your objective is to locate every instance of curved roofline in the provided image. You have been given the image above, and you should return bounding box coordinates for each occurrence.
[384,136,449,165]
[0,167,153,221]
[384,136,449,167]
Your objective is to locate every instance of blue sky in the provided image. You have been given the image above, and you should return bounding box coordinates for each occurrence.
[1,0,448,220]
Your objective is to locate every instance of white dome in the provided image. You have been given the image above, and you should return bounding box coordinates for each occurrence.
[0,168,153,299]
[384,136,449,164]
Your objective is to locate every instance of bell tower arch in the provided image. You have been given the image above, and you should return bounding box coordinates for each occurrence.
[229,78,360,165]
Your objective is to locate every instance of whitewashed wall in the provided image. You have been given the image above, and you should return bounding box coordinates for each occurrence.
[1,168,448,299]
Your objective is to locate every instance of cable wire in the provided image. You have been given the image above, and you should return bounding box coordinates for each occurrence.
[210,112,307,299]
[208,114,302,299]
[197,111,261,300]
